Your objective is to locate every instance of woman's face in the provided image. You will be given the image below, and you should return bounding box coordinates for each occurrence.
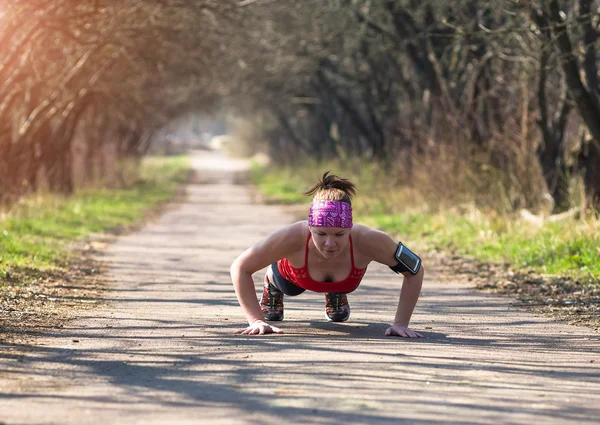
[310,226,351,259]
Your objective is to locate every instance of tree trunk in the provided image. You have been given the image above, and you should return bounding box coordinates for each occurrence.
[548,0,600,147]
[536,39,572,212]
[578,139,600,206]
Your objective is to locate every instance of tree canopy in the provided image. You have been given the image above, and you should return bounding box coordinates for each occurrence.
[1,0,599,211]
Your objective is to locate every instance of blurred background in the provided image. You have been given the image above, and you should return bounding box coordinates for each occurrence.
[1,0,599,214]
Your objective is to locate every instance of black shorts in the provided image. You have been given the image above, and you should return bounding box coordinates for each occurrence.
[270,262,306,296]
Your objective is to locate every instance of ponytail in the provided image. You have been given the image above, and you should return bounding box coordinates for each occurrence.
[303,171,356,204]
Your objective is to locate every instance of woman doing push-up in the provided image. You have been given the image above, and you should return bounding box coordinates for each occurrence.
[230,172,424,337]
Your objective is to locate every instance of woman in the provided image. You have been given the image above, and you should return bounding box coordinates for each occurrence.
[230,172,424,337]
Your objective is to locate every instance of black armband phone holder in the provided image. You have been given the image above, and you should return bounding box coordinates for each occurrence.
[389,242,421,275]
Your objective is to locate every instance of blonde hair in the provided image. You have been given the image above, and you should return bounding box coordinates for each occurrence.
[303,171,356,205]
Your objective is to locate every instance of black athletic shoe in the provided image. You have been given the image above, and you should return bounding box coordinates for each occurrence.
[259,275,284,321]
[325,293,350,322]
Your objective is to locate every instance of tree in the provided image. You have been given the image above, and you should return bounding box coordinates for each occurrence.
[0,0,243,204]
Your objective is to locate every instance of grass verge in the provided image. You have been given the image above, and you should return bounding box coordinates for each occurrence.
[0,155,191,342]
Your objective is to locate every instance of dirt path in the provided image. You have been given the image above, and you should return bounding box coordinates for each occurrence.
[1,151,599,425]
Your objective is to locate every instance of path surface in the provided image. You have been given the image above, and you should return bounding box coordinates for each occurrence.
[1,151,599,425]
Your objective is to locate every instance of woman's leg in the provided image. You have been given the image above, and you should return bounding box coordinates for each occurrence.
[268,263,306,296]
[260,263,305,321]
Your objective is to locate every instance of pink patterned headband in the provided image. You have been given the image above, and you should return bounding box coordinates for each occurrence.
[308,200,353,228]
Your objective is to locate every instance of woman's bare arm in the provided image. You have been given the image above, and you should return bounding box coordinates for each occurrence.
[230,221,306,334]
[354,225,424,337]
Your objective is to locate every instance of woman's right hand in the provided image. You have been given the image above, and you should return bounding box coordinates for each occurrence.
[234,320,284,335]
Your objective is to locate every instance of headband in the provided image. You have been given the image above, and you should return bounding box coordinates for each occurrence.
[308,200,353,228]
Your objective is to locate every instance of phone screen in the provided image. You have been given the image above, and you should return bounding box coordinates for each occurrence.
[398,246,420,271]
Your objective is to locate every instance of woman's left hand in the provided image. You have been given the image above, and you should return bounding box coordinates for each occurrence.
[385,324,423,338]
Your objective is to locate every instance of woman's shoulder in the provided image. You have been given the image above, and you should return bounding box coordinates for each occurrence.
[351,223,399,266]
[288,220,309,235]
[246,221,308,264]
[350,223,379,240]
[351,223,395,251]
[273,220,309,247]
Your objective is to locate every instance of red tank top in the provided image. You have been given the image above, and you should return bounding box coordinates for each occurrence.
[277,233,367,293]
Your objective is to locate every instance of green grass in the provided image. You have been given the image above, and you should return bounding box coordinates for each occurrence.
[364,211,600,280]
[0,155,191,278]
[250,163,600,284]
[250,163,309,204]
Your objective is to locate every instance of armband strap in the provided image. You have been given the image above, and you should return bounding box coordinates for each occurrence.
[389,262,411,274]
